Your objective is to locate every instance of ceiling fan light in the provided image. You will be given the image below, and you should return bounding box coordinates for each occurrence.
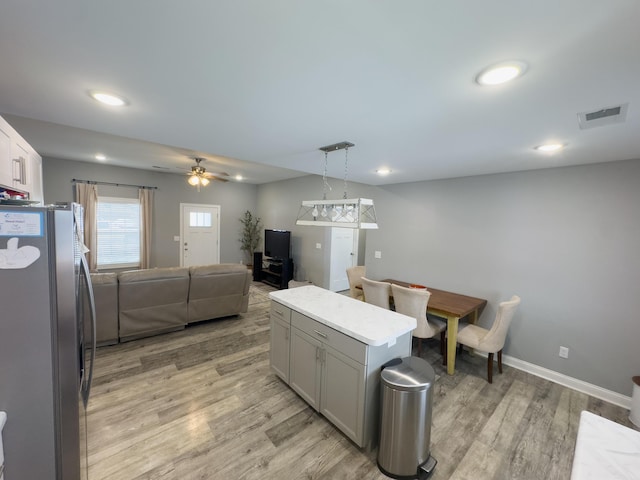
[200,177,210,186]
[188,175,200,186]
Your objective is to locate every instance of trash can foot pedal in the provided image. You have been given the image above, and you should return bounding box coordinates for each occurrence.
[418,455,437,479]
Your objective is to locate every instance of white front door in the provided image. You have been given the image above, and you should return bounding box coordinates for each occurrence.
[328,227,358,292]
[180,203,220,267]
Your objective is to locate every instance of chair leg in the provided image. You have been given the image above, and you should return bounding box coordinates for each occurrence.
[417,337,422,357]
[487,352,494,383]
[498,349,503,374]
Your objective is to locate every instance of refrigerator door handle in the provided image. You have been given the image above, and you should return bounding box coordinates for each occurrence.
[80,252,97,406]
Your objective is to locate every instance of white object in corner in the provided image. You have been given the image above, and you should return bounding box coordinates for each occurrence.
[571,410,640,479]
[1,411,6,480]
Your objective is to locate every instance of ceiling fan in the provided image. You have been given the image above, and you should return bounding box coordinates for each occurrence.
[182,157,229,190]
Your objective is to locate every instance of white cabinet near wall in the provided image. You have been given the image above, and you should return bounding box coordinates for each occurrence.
[269,286,415,450]
[0,115,44,203]
[0,119,14,189]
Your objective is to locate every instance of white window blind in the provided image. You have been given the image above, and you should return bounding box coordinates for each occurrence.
[96,196,141,268]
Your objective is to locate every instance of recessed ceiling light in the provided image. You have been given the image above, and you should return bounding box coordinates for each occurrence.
[534,143,564,153]
[89,90,128,106]
[95,153,106,161]
[376,168,391,175]
[235,175,243,181]
[476,61,528,86]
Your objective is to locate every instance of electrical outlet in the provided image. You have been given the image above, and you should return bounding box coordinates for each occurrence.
[374,251,382,259]
[315,243,321,249]
[559,346,569,359]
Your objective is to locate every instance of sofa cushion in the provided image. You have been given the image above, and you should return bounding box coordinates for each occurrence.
[118,267,190,341]
[188,264,251,323]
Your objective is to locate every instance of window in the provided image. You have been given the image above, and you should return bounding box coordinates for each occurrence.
[190,211,212,227]
[96,196,140,268]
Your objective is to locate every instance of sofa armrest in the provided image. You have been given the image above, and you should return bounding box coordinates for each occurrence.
[89,272,118,346]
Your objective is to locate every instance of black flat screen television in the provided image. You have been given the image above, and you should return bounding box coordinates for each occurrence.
[264,229,291,261]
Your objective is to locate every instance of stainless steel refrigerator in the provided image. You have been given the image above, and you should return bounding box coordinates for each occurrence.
[0,203,96,479]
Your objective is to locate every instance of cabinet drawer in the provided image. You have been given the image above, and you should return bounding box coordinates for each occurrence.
[291,311,366,364]
[270,301,291,323]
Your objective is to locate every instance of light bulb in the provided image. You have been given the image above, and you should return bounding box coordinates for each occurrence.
[89,91,128,106]
[321,206,328,217]
[200,177,210,186]
[188,175,200,186]
[476,61,527,86]
[312,206,318,217]
[535,143,564,153]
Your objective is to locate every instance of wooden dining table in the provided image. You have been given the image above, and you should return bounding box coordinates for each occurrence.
[380,279,487,375]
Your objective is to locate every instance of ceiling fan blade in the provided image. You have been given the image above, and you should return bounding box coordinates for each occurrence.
[208,175,229,182]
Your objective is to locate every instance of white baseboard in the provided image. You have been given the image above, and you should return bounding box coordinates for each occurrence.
[500,353,632,409]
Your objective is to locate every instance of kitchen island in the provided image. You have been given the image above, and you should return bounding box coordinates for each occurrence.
[269,285,416,449]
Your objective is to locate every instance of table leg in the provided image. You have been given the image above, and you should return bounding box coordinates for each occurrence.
[446,315,460,375]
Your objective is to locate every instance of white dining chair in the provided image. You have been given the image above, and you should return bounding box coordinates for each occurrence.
[456,295,521,383]
[361,277,391,309]
[346,265,366,301]
[391,284,447,359]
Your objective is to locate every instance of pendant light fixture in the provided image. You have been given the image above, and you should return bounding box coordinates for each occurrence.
[296,142,378,229]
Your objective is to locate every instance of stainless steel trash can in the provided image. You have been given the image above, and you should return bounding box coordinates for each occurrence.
[378,357,436,479]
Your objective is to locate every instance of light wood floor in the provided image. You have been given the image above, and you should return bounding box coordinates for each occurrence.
[88,283,634,480]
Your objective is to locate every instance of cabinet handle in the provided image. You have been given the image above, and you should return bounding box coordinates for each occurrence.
[313,329,328,339]
[12,157,21,182]
[316,346,320,361]
[285,327,289,340]
[12,157,26,184]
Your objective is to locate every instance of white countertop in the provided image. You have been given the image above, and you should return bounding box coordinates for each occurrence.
[571,410,640,480]
[270,285,416,346]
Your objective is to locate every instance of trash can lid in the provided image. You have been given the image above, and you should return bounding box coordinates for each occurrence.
[381,356,435,391]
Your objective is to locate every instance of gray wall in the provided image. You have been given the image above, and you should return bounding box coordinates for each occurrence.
[257,175,374,287]
[43,157,258,267]
[257,160,640,397]
[43,156,640,396]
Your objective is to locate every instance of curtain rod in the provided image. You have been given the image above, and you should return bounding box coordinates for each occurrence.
[72,178,157,190]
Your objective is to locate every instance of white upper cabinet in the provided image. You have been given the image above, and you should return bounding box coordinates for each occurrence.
[0,120,13,188]
[0,115,44,203]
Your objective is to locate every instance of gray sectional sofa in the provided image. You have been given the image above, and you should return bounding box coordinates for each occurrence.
[91,264,251,344]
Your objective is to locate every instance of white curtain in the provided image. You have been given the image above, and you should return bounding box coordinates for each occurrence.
[139,188,153,269]
[75,183,98,271]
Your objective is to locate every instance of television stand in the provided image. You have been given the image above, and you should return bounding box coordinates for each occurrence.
[252,253,293,289]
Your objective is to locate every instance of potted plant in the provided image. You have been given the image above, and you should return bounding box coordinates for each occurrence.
[239,210,262,266]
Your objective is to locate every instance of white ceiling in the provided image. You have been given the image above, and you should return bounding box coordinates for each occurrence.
[1,0,639,186]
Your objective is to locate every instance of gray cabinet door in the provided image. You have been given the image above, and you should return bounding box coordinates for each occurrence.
[321,344,366,445]
[290,327,322,410]
[270,315,290,383]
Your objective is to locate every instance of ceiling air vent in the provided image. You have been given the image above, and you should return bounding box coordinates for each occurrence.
[577,103,628,129]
